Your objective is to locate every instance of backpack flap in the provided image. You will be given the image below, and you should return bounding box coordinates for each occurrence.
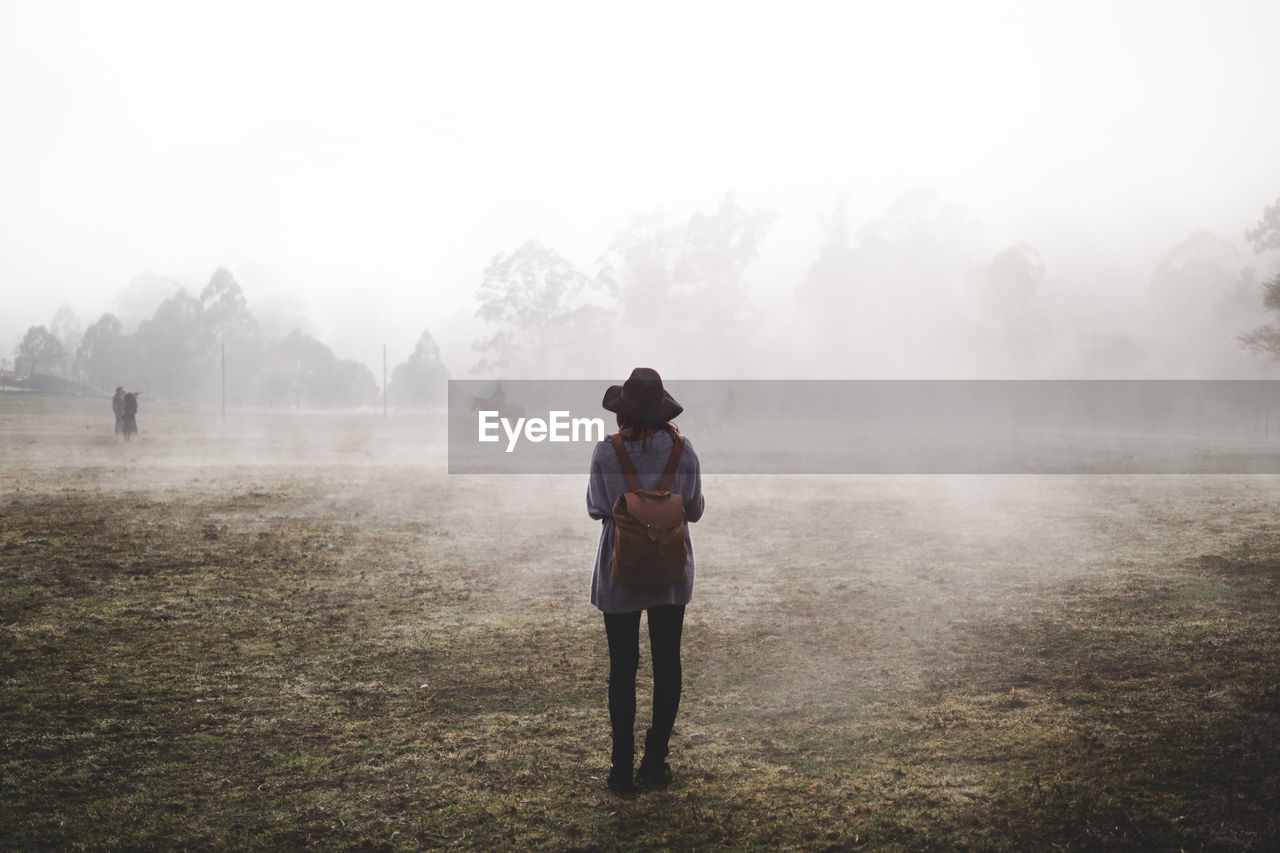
[618,489,686,543]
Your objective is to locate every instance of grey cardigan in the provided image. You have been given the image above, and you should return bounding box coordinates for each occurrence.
[586,430,705,614]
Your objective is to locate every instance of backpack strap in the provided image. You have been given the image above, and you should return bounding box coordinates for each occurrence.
[609,433,685,492]
[659,436,684,492]
[609,434,642,491]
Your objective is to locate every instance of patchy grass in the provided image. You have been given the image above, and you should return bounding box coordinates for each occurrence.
[1,398,1278,850]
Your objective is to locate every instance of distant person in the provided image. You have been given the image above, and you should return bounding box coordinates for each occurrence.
[587,367,705,794]
[121,391,139,441]
[112,387,126,436]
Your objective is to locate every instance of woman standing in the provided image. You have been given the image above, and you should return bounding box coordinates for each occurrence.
[587,368,705,794]
[112,387,125,436]
[121,391,139,441]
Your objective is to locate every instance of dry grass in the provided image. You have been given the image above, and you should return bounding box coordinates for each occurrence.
[1,395,1278,850]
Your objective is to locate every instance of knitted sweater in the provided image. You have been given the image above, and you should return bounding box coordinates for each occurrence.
[586,430,705,614]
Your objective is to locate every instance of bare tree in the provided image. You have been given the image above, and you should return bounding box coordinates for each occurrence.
[253,329,376,408]
[389,329,449,407]
[472,241,602,377]
[133,289,204,401]
[677,195,775,325]
[973,242,1053,374]
[49,305,82,377]
[1239,197,1280,362]
[1238,272,1280,360]
[75,313,132,391]
[796,195,856,312]
[199,267,257,345]
[15,326,63,379]
[1245,196,1280,254]
[198,267,261,406]
[600,195,774,372]
[598,211,683,329]
[1145,230,1259,375]
[795,188,983,374]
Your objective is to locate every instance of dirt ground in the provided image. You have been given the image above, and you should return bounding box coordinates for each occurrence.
[2,395,1278,850]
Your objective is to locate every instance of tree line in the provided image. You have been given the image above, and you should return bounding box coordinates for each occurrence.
[12,192,1280,403]
[11,267,448,409]
[470,192,1280,379]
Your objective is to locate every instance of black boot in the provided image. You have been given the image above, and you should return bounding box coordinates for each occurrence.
[607,735,636,794]
[607,765,636,794]
[636,728,674,788]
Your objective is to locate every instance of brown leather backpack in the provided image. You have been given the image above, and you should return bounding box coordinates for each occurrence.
[609,433,687,587]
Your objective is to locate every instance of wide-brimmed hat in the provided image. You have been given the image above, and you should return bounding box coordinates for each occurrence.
[602,367,683,425]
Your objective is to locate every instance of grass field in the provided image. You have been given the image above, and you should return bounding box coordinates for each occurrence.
[2,394,1278,850]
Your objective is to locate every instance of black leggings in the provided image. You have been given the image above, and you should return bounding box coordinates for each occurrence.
[603,604,685,767]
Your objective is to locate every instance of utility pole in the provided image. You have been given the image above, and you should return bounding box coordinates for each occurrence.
[221,343,226,422]
[383,344,387,418]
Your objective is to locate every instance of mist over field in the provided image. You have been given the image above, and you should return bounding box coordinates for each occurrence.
[3,397,1279,849]
[3,3,1280,850]
[3,1,1280,392]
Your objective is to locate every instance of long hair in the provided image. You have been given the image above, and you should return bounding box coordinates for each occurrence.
[616,414,680,453]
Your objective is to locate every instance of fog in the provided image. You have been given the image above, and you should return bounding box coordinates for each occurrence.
[3,1,1280,386]
[6,10,1280,839]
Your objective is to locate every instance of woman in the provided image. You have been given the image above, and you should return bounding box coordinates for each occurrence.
[121,391,139,441]
[112,387,125,436]
[586,367,705,794]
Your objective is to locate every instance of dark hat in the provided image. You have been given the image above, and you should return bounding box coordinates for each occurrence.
[602,367,683,425]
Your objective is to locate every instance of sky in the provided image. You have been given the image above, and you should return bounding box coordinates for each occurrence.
[3,0,1279,376]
